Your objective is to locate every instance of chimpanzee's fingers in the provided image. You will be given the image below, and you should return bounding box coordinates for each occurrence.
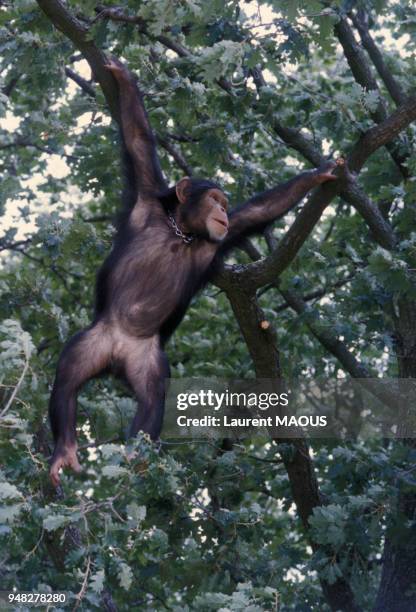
[104,58,129,78]
[50,463,61,487]
[318,160,337,174]
[104,59,122,72]
[319,157,346,174]
[70,455,82,473]
[104,59,137,87]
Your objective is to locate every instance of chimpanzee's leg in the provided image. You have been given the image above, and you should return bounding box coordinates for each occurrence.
[122,335,170,441]
[49,322,112,486]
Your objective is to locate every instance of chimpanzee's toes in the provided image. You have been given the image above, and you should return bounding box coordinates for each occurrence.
[49,444,81,487]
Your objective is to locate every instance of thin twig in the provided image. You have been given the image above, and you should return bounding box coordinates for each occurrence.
[0,356,30,417]
[73,556,91,611]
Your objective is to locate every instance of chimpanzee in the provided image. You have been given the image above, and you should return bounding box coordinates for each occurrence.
[49,58,339,485]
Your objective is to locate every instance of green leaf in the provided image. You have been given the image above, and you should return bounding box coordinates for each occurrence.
[126,502,147,525]
[317,15,337,52]
[43,514,68,532]
[90,569,105,594]
[118,562,133,590]
[0,504,23,524]
[0,482,22,500]
[102,465,129,478]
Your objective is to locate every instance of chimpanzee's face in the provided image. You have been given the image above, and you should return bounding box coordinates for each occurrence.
[182,188,229,242]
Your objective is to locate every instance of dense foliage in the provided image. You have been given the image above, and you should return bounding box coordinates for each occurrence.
[1,1,416,610]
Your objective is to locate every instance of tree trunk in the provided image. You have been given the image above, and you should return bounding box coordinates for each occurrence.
[226,285,360,612]
[374,299,416,612]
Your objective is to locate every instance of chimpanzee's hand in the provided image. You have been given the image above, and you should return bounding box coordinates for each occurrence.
[105,58,135,85]
[312,158,345,184]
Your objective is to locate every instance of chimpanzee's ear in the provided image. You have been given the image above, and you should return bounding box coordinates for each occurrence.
[175,177,192,204]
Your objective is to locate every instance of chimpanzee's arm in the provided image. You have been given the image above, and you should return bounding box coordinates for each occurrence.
[106,59,167,193]
[223,161,340,248]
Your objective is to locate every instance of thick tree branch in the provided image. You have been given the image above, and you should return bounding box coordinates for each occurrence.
[221,179,343,290]
[335,17,408,176]
[65,67,96,97]
[226,286,281,378]
[156,136,193,176]
[250,67,325,167]
[36,0,119,120]
[94,4,192,59]
[335,17,386,121]
[271,121,325,167]
[340,182,396,250]
[280,287,369,377]
[350,10,406,106]
[274,275,354,312]
[348,95,416,173]
[280,286,400,409]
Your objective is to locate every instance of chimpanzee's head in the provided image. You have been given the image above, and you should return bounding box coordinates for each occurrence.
[159,177,229,242]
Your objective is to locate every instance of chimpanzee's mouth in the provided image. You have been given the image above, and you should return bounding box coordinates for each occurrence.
[214,218,228,229]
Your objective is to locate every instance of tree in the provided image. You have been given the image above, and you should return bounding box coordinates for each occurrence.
[1,0,416,610]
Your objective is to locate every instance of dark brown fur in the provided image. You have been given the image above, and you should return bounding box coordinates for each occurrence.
[48,59,338,485]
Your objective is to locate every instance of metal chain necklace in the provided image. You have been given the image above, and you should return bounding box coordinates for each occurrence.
[167,212,195,245]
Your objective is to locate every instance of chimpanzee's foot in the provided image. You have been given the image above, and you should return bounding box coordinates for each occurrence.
[49,443,81,487]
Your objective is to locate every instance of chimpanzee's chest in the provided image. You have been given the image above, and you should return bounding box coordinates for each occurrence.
[111,228,218,336]
[139,228,216,287]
